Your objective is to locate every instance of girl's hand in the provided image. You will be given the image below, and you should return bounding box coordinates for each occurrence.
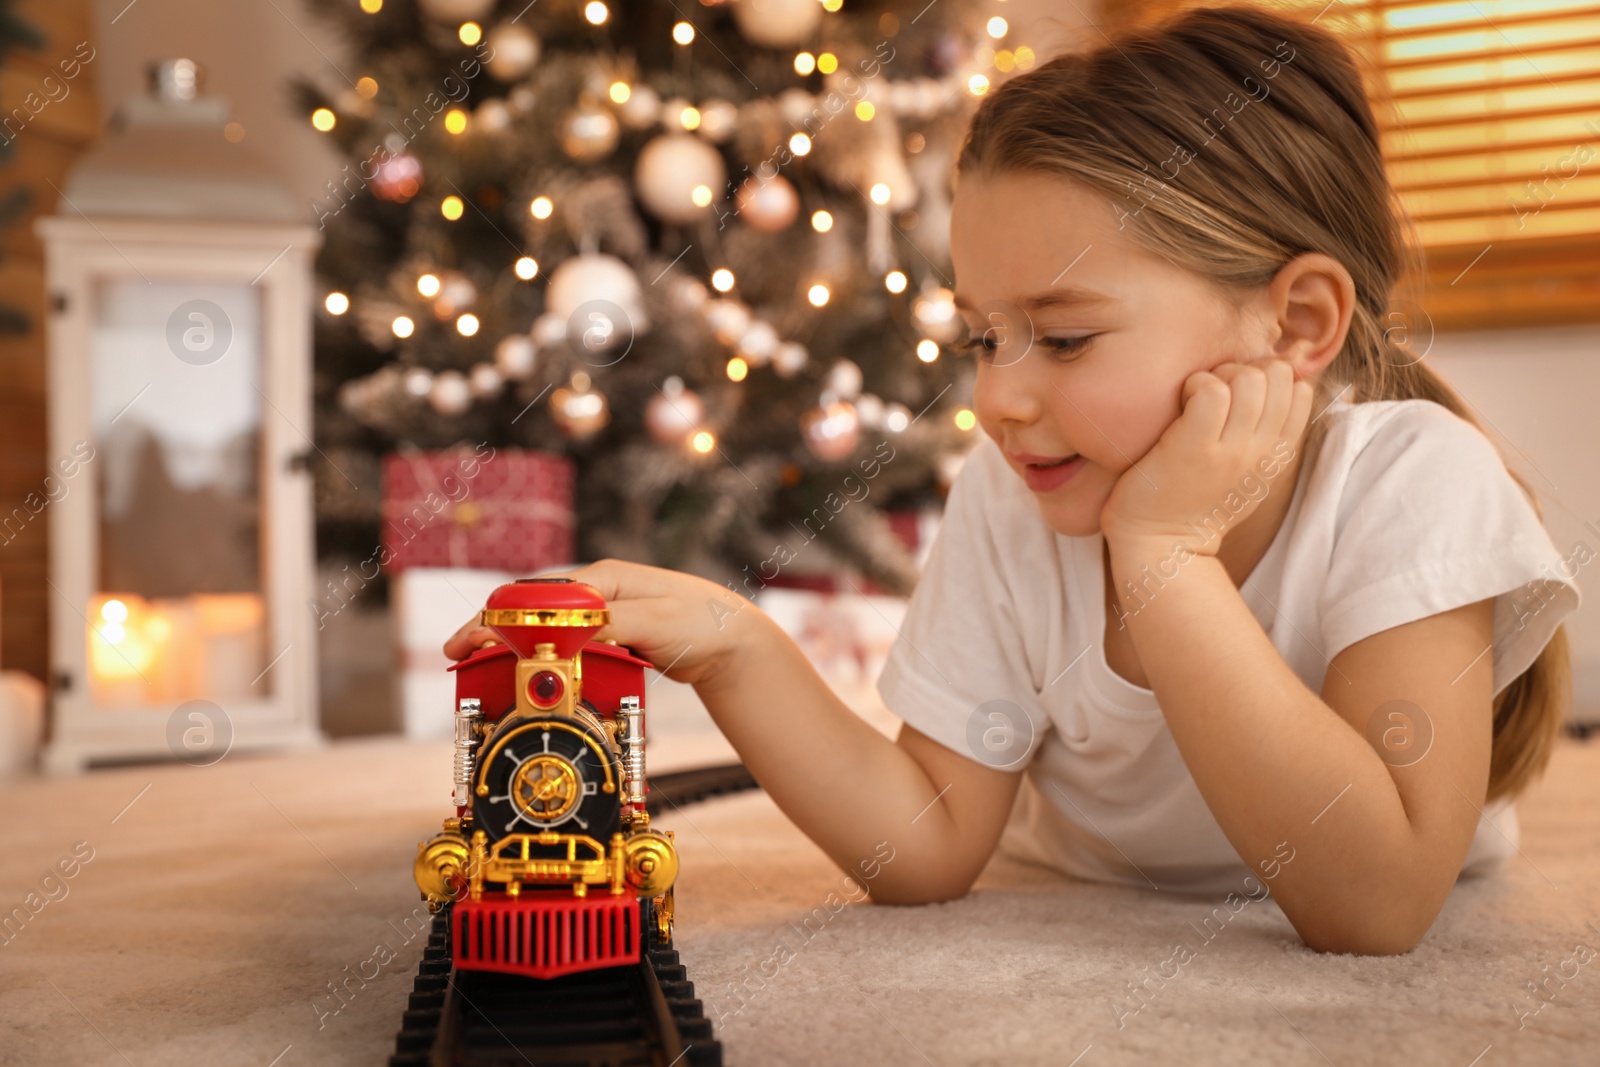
[1099,358,1313,556]
[441,559,761,691]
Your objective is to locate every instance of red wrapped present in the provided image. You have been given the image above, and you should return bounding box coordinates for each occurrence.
[382,447,574,572]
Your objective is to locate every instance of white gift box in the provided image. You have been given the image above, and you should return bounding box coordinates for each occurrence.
[0,671,46,779]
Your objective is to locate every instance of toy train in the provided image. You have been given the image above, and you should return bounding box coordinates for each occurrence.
[411,578,679,980]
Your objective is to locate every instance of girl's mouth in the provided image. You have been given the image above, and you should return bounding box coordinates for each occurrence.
[1021,454,1086,492]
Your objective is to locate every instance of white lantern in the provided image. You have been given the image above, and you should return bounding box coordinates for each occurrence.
[37,61,323,772]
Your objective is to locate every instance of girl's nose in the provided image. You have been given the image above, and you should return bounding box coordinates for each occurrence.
[975,348,1045,426]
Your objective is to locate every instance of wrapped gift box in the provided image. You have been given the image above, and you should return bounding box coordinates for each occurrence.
[382,448,574,573]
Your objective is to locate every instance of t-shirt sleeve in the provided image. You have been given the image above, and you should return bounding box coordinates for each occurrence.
[1319,402,1582,697]
[875,442,1052,769]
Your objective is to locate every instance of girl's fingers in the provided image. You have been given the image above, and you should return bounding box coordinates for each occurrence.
[443,623,497,661]
[1220,364,1267,445]
[1179,371,1232,442]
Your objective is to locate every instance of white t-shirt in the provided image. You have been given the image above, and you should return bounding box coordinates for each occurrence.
[877,398,1582,895]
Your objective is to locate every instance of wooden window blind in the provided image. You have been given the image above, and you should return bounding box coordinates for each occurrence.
[1100,0,1600,329]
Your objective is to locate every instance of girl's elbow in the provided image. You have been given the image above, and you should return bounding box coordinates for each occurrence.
[865,872,977,907]
[1293,908,1433,956]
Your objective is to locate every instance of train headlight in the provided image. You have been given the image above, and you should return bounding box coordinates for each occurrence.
[623,830,679,896]
[528,669,565,708]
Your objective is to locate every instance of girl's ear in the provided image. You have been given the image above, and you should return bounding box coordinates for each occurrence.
[1260,253,1356,380]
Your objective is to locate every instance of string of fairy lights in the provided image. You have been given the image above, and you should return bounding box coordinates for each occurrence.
[315,0,1027,459]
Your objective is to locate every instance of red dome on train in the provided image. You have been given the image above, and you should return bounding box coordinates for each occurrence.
[481,578,608,658]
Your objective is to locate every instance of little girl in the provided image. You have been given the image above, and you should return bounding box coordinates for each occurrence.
[448,4,1581,955]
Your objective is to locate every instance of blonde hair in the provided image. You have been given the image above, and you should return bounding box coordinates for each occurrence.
[955,3,1570,801]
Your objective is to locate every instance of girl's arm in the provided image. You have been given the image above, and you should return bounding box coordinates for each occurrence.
[446,560,1025,904]
[1110,537,1492,954]
[1104,360,1493,955]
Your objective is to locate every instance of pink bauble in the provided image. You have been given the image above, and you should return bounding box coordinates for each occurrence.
[734,175,798,233]
[801,400,861,462]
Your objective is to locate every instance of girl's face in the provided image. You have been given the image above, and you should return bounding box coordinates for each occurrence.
[950,169,1272,538]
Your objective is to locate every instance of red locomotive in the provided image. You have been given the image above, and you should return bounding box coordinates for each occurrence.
[411,578,679,979]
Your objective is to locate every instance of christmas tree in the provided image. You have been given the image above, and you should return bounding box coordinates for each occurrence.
[297,0,1029,595]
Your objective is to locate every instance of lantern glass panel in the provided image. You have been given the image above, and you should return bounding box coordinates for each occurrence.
[87,280,269,707]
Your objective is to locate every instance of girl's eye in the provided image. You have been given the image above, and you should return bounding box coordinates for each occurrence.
[955,334,1096,362]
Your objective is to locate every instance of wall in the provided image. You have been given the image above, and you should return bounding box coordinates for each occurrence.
[0,0,98,682]
[1430,327,1600,718]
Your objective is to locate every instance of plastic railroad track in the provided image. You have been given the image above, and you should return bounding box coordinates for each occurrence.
[389,762,761,1067]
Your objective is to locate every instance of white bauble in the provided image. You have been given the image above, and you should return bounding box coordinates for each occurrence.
[418,0,495,23]
[698,99,739,143]
[635,133,725,225]
[435,273,477,316]
[674,276,709,312]
[825,359,863,400]
[772,341,808,378]
[912,286,961,343]
[618,84,660,130]
[546,253,646,326]
[429,370,473,415]
[736,320,779,365]
[546,254,648,363]
[532,312,568,348]
[495,335,537,379]
[854,393,885,430]
[704,300,751,346]
[475,98,512,132]
[777,88,815,126]
[562,102,620,162]
[403,367,434,397]
[469,362,504,397]
[732,0,822,48]
[883,401,913,433]
[485,23,540,81]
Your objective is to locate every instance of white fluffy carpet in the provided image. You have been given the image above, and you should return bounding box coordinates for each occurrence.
[3,729,1597,1066]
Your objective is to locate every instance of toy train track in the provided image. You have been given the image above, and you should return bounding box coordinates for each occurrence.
[390,762,761,1067]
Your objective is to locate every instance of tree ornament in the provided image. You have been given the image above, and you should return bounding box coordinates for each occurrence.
[429,370,473,415]
[801,400,861,461]
[854,393,885,430]
[475,98,512,132]
[418,0,495,20]
[698,99,739,143]
[403,367,435,398]
[645,376,705,444]
[617,83,660,130]
[495,335,537,379]
[734,174,798,233]
[824,359,863,400]
[545,254,648,352]
[434,273,477,317]
[635,133,725,224]
[703,299,751,346]
[371,151,423,203]
[732,0,822,48]
[772,341,808,378]
[485,23,541,81]
[736,320,779,366]
[562,101,620,162]
[469,362,503,397]
[673,276,709,312]
[550,373,610,439]
[911,286,961,343]
[532,312,568,349]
